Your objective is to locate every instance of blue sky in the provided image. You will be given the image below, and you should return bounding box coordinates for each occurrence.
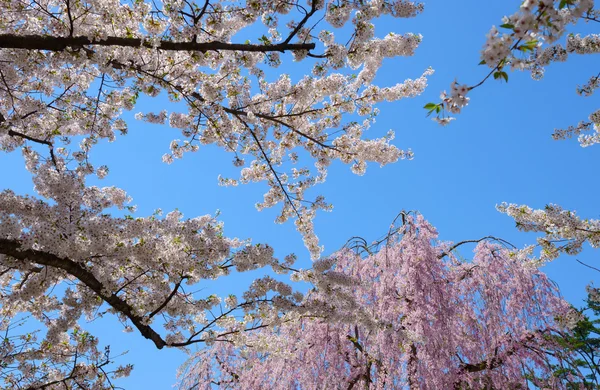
[1,0,599,388]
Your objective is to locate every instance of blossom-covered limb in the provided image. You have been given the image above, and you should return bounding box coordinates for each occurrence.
[498,202,600,265]
[428,0,597,127]
[0,237,169,349]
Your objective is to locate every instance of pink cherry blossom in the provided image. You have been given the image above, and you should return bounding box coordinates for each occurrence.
[179,215,576,389]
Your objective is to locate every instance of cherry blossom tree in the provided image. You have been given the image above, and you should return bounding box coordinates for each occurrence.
[0,0,432,387]
[421,0,600,375]
[0,0,591,387]
[178,214,579,389]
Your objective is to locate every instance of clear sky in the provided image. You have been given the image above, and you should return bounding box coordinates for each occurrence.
[1,0,599,388]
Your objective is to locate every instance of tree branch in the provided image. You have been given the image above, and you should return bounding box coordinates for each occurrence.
[283,0,319,45]
[7,129,58,167]
[148,276,188,319]
[576,258,600,273]
[0,34,316,53]
[0,238,168,349]
[454,332,537,388]
[235,114,302,219]
[437,236,516,259]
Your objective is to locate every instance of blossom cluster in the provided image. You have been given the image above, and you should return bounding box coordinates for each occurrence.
[497,202,600,265]
[552,108,600,146]
[0,321,132,389]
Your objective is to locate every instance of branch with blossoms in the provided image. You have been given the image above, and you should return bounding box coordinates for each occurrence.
[0,211,301,347]
[0,237,167,349]
[426,0,598,127]
[453,328,586,389]
[498,202,600,265]
[0,85,62,166]
[554,108,600,146]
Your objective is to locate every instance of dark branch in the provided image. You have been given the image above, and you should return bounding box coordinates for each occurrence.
[0,238,168,349]
[7,129,58,167]
[235,114,302,219]
[438,236,516,259]
[7,129,52,147]
[454,332,538,390]
[148,276,188,319]
[0,34,316,53]
[283,0,319,45]
[576,258,600,273]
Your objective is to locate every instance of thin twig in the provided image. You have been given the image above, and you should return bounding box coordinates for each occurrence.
[576,259,600,273]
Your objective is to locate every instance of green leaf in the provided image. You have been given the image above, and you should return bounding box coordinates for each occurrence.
[518,40,538,52]
[258,35,271,45]
[424,102,441,117]
[494,71,509,83]
[478,60,487,65]
[499,23,514,29]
